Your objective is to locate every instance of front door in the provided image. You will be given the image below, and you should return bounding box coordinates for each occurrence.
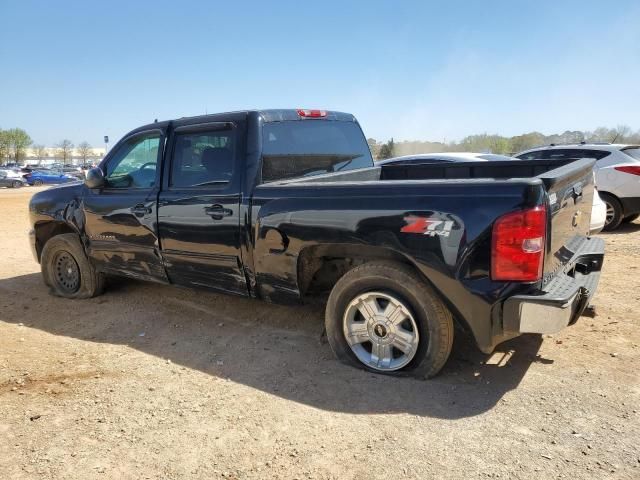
[83,129,168,282]
[157,122,247,295]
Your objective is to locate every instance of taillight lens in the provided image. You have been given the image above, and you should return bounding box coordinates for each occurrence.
[614,165,640,176]
[297,109,327,118]
[492,206,546,282]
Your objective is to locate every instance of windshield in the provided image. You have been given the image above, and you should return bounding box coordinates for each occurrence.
[261,121,373,182]
[622,147,640,160]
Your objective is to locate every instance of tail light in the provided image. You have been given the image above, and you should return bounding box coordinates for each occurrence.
[491,206,546,282]
[614,165,640,176]
[297,109,327,118]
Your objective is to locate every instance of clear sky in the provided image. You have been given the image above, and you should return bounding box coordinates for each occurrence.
[1,0,639,147]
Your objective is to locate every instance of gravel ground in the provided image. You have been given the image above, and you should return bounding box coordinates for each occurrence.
[0,186,638,479]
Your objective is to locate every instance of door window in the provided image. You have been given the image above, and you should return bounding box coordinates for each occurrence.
[170,129,235,188]
[105,134,161,189]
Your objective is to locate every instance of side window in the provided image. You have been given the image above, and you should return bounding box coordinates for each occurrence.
[517,150,549,160]
[579,149,610,160]
[170,128,235,188]
[546,149,576,160]
[105,134,161,189]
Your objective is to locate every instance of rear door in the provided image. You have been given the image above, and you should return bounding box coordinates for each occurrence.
[157,121,247,295]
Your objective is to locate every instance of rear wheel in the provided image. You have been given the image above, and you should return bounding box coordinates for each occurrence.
[325,261,454,378]
[623,213,640,224]
[41,233,104,298]
[601,193,624,231]
[11,180,22,188]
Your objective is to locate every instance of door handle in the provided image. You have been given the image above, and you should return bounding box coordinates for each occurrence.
[204,204,233,220]
[131,204,152,217]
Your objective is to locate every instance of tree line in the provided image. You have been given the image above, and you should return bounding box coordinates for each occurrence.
[370,125,640,160]
[0,127,96,165]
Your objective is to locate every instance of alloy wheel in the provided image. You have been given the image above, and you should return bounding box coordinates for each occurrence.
[342,291,420,371]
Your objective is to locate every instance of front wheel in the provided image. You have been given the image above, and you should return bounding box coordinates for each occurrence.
[33,179,43,186]
[325,261,454,378]
[41,233,104,299]
[11,180,22,188]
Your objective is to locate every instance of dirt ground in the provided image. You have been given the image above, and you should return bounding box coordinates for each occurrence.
[0,186,638,480]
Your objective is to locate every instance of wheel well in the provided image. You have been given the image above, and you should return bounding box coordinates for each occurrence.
[598,191,618,202]
[297,244,473,335]
[34,222,78,261]
[298,245,419,296]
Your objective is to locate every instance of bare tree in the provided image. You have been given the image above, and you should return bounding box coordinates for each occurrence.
[56,139,74,165]
[32,144,48,165]
[611,125,632,143]
[77,141,92,163]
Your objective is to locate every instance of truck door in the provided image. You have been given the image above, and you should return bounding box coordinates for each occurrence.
[157,122,247,296]
[83,129,168,282]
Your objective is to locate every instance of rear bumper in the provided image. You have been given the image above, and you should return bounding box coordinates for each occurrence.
[503,236,604,334]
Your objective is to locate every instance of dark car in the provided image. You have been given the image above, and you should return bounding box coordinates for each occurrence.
[24,170,79,186]
[28,109,604,378]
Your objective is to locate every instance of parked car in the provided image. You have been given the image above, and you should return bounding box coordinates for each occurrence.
[61,166,86,180]
[24,170,79,186]
[381,153,607,234]
[377,152,516,164]
[28,109,604,378]
[0,169,25,188]
[516,144,640,230]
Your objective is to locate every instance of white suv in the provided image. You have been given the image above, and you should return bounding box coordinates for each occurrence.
[516,144,640,230]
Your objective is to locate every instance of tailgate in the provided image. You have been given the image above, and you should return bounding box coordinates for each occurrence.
[537,158,596,283]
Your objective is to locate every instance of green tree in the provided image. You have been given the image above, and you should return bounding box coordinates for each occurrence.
[56,139,74,165]
[509,132,545,154]
[77,141,92,163]
[7,128,32,162]
[0,129,10,165]
[378,138,395,160]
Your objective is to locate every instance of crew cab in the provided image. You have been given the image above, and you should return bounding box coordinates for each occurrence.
[28,109,605,377]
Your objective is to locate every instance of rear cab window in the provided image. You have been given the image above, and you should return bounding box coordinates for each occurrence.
[261,120,373,182]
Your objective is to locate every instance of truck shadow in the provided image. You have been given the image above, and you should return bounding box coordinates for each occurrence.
[0,272,547,419]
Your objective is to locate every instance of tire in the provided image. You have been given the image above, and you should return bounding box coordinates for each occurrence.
[41,233,105,299]
[11,180,22,188]
[623,213,640,224]
[33,179,43,186]
[601,193,624,231]
[325,261,454,378]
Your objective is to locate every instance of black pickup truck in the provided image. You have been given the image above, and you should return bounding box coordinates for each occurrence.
[29,109,604,377]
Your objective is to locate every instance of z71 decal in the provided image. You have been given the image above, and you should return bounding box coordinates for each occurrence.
[401,216,455,237]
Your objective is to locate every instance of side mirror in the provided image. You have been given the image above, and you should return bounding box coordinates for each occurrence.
[85,167,105,189]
